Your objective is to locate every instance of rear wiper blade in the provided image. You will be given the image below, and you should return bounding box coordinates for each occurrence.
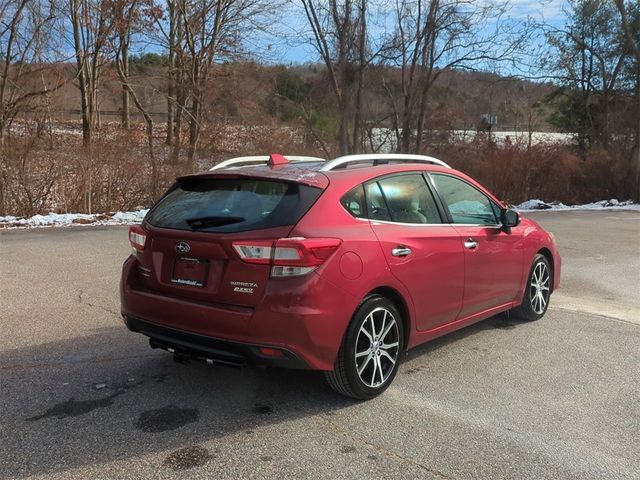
[185,216,245,228]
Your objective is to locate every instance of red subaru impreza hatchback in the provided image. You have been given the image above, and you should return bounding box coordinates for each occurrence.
[121,153,561,399]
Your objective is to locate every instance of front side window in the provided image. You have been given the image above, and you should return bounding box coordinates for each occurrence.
[431,174,498,225]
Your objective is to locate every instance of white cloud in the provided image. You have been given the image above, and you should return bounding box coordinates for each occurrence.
[510,0,566,21]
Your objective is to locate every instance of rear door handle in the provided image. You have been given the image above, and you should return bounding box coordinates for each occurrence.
[463,239,478,250]
[391,246,412,257]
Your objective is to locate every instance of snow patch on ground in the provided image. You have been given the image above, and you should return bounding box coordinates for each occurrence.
[516,199,640,212]
[2,198,639,230]
[0,209,149,229]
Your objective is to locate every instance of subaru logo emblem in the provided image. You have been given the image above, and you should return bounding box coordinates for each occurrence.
[175,241,190,254]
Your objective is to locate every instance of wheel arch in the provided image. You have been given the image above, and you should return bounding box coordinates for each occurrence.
[366,286,412,350]
[537,247,555,292]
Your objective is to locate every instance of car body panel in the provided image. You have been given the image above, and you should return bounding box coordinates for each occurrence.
[121,160,562,371]
[368,222,465,330]
[516,216,562,294]
[133,224,294,309]
[121,254,358,370]
[452,224,525,317]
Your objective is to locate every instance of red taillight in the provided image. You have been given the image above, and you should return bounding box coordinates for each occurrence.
[272,237,342,266]
[232,237,342,277]
[129,225,147,251]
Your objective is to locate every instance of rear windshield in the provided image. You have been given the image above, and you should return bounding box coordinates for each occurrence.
[145,178,323,233]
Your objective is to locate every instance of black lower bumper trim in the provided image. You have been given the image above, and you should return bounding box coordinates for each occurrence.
[125,316,309,369]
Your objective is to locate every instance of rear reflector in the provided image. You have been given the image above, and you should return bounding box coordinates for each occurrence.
[258,347,285,357]
[129,225,147,251]
[232,237,342,277]
[271,266,316,277]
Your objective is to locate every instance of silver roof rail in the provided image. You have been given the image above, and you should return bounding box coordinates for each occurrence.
[210,155,326,171]
[319,153,450,171]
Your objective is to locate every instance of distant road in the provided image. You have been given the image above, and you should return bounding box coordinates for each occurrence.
[370,128,572,152]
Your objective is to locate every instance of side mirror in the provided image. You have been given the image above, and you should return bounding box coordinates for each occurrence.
[501,208,520,228]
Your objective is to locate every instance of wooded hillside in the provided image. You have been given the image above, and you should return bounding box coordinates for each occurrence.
[1,0,638,216]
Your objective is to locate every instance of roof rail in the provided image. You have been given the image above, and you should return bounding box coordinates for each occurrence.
[210,155,326,171]
[319,153,450,171]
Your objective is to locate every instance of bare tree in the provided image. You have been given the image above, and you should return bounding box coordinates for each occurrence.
[381,0,532,154]
[162,0,185,148]
[0,0,67,215]
[181,0,273,164]
[301,0,370,155]
[67,0,115,213]
[165,0,177,145]
[0,0,65,144]
[546,0,629,155]
[109,0,135,128]
[614,0,640,201]
[68,0,113,147]
[110,0,160,151]
[153,0,273,164]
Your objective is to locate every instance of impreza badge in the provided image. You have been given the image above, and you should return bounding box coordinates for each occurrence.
[230,281,258,294]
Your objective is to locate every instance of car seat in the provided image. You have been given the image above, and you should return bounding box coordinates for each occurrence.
[387,192,427,223]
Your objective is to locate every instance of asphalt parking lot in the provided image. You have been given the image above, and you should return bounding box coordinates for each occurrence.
[1,210,638,479]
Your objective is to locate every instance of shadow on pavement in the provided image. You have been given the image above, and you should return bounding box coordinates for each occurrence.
[1,312,524,479]
[1,326,351,478]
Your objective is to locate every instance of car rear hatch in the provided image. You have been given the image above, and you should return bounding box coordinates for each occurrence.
[131,172,327,311]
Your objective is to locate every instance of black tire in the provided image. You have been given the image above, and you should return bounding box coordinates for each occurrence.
[512,254,552,321]
[325,295,404,400]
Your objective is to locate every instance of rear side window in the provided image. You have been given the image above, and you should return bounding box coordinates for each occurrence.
[146,178,323,233]
[341,185,366,217]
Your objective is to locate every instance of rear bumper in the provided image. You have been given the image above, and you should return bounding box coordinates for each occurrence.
[120,255,359,371]
[125,315,309,369]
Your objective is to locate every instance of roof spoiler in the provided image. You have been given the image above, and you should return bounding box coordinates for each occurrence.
[210,155,326,171]
[268,153,289,167]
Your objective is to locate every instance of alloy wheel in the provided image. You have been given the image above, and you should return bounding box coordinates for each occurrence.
[530,262,550,314]
[354,307,400,388]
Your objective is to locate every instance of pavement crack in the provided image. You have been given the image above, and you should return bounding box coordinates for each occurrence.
[77,289,120,316]
[318,414,454,479]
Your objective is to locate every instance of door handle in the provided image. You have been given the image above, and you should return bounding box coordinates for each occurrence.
[463,239,478,250]
[391,246,412,257]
